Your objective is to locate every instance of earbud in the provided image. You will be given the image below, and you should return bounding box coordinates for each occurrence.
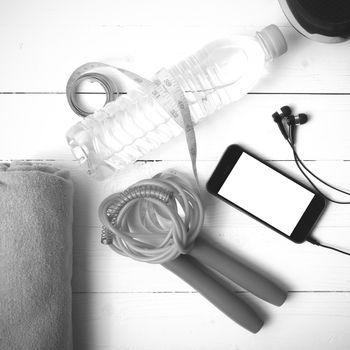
[286,113,308,126]
[280,105,292,117]
[272,106,308,144]
[286,113,308,145]
[272,106,292,140]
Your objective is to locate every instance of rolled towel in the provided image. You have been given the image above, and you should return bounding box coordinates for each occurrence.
[0,163,74,350]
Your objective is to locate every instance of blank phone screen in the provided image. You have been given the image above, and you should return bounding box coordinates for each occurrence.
[218,152,315,235]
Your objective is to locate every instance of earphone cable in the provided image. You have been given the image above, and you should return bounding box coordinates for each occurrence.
[285,128,350,255]
[291,145,350,204]
[287,126,350,204]
[292,149,350,197]
[307,237,350,257]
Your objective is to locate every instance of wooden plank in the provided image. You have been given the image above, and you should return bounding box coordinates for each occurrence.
[72,226,350,293]
[1,23,350,93]
[69,159,350,227]
[0,0,288,27]
[1,94,350,160]
[0,0,289,92]
[72,292,350,350]
[0,0,349,93]
[67,160,350,293]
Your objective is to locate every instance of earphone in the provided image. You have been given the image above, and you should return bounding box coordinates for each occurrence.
[272,106,308,143]
[272,107,289,140]
[272,106,350,256]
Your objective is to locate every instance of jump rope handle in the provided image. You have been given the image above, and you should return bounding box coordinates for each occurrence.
[163,255,263,333]
[190,238,287,307]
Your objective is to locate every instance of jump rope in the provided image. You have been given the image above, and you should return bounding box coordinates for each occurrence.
[98,171,287,333]
[273,106,350,256]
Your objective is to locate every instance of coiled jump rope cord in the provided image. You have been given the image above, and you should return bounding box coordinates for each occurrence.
[98,172,204,264]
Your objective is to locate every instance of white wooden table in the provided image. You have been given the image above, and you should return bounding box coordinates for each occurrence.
[2,0,350,348]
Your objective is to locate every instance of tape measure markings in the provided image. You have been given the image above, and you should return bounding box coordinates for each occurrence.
[67,62,199,184]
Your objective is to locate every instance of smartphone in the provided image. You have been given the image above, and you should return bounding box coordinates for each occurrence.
[206,144,326,243]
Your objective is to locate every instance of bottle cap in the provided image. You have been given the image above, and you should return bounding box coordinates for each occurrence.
[258,24,288,58]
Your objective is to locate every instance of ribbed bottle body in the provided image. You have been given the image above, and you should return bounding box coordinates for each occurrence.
[66,90,182,179]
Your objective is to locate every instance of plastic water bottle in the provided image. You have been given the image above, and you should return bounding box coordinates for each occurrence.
[67,25,287,179]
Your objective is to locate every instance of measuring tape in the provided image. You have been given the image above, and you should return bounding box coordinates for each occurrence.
[66,62,199,182]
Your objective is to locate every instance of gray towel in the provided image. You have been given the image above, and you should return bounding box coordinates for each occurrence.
[0,163,74,350]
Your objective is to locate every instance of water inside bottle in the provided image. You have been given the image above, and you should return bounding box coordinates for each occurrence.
[170,36,267,122]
